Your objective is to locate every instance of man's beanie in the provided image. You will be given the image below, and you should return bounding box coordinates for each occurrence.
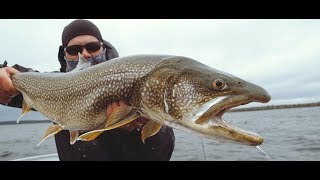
[62,19,103,48]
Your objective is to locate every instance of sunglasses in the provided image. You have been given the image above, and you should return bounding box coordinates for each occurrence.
[64,42,103,56]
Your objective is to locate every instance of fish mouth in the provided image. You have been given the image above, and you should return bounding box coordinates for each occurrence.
[194,91,270,146]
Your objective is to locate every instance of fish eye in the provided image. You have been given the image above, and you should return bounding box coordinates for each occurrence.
[212,78,226,90]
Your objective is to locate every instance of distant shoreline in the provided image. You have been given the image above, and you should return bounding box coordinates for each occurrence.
[228,102,320,112]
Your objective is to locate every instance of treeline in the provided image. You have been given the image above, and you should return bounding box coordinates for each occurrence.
[228,102,320,112]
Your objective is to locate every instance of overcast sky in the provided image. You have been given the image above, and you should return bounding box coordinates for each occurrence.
[0,19,319,107]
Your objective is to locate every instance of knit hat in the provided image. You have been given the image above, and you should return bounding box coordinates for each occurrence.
[62,19,103,48]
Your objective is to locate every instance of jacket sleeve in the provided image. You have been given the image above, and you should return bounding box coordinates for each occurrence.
[0,63,38,108]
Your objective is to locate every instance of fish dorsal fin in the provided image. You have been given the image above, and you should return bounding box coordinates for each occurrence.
[73,53,91,71]
[69,131,79,145]
[17,99,31,123]
[141,121,162,143]
[37,124,63,146]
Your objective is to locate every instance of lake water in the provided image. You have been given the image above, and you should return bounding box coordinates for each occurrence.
[0,105,319,161]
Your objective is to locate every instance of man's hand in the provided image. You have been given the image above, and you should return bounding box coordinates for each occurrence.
[106,101,149,132]
[0,67,20,104]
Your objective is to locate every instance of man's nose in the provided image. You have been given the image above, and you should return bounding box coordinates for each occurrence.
[81,48,91,59]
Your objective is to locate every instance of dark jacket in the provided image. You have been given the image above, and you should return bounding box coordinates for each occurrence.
[1,40,175,161]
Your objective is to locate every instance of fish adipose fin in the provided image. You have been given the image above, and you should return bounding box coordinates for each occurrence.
[77,107,141,141]
[141,121,162,143]
[37,124,63,146]
[17,99,31,123]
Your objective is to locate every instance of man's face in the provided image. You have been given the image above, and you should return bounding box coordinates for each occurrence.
[64,35,104,61]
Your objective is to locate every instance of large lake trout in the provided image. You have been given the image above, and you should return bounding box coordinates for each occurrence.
[11,54,271,146]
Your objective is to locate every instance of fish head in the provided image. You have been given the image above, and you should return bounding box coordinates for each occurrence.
[142,56,271,146]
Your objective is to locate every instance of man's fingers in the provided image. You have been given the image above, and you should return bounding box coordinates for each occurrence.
[105,100,146,131]
[119,101,127,106]
[106,104,113,118]
[0,67,20,95]
[0,78,18,95]
[0,96,11,104]
[5,67,20,75]
[111,101,120,111]
[0,90,13,104]
[106,101,129,119]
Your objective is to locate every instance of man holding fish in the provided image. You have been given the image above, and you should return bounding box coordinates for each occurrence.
[0,19,176,161]
[0,19,271,161]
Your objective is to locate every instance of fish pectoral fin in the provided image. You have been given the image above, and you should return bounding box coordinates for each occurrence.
[141,121,162,144]
[69,131,79,145]
[105,109,141,130]
[37,124,63,147]
[78,110,142,142]
[106,106,136,126]
[17,99,31,123]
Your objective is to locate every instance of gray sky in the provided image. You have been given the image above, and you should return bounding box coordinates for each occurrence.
[1,19,319,107]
